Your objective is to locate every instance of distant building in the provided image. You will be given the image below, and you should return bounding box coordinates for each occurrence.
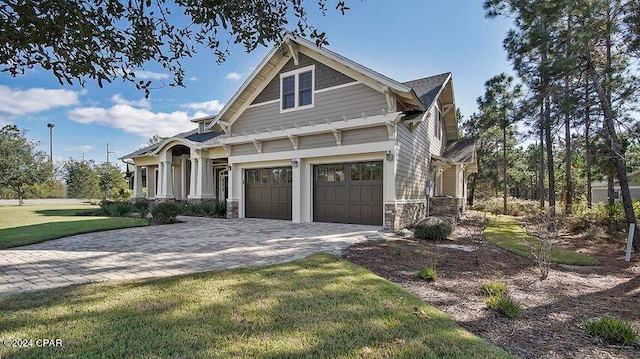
[591,171,640,202]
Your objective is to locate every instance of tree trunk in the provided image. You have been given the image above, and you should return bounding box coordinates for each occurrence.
[564,14,573,215]
[469,173,478,206]
[539,109,545,208]
[544,94,556,216]
[502,125,508,214]
[564,77,572,214]
[585,71,593,208]
[541,32,555,216]
[587,60,640,251]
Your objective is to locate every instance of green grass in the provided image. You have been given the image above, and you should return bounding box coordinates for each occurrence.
[0,254,513,359]
[479,281,510,298]
[584,316,638,346]
[0,204,148,249]
[484,215,600,266]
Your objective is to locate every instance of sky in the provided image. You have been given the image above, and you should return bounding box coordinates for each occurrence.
[0,0,514,167]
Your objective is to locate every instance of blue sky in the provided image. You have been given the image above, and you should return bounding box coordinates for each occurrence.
[0,0,513,167]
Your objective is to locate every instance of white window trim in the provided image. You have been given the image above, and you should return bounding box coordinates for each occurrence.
[435,106,442,141]
[280,64,315,113]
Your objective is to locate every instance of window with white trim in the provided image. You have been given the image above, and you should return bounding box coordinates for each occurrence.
[435,108,442,140]
[280,65,315,112]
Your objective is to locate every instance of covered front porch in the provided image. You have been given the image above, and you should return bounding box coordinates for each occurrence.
[129,141,229,202]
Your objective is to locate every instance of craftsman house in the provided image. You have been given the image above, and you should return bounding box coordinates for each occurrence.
[121,34,477,230]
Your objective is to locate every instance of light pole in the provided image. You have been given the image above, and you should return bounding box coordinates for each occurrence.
[47,123,55,163]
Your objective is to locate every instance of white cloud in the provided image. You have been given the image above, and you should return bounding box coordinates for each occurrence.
[111,94,151,109]
[181,100,225,113]
[225,72,242,81]
[189,76,198,81]
[135,70,169,80]
[68,105,194,138]
[73,145,94,152]
[192,111,210,119]
[0,86,80,115]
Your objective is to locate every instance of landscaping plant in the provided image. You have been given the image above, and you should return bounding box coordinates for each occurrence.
[151,202,181,224]
[417,267,437,282]
[414,216,456,240]
[584,316,638,346]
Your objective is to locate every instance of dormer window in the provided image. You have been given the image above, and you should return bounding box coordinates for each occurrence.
[280,65,315,112]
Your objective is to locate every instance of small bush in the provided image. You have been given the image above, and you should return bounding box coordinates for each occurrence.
[100,200,136,217]
[473,198,542,217]
[414,217,455,240]
[151,202,181,224]
[133,201,150,218]
[584,316,638,346]
[479,281,510,298]
[486,294,521,318]
[417,267,437,282]
[213,200,227,217]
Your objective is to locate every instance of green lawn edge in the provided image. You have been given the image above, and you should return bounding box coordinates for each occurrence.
[0,205,148,250]
[484,215,600,266]
[0,254,514,359]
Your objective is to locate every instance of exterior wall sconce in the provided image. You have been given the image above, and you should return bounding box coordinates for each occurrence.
[291,159,299,168]
[386,150,394,161]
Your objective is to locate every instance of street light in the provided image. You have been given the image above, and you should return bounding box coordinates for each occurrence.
[47,123,55,163]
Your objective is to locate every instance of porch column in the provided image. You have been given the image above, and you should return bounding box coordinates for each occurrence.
[157,150,174,199]
[147,166,156,199]
[180,155,188,199]
[188,158,198,198]
[198,158,214,199]
[133,165,143,198]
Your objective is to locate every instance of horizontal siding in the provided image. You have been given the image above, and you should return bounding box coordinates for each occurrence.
[298,132,336,150]
[342,126,389,146]
[395,119,430,200]
[232,83,388,135]
[263,138,293,153]
[427,106,446,156]
[230,126,389,156]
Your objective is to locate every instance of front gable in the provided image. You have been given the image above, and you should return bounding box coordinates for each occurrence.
[251,53,357,105]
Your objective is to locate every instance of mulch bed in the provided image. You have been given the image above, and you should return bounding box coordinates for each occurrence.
[341,212,640,359]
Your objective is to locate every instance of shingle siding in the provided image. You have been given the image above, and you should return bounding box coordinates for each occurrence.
[251,53,356,105]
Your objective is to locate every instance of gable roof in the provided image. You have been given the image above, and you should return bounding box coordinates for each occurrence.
[120,129,222,159]
[402,72,451,111]
[208,34,426,129]
[442,139,476,164]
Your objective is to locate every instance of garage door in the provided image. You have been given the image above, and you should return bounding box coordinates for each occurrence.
[245,167,292,220]
[313,161,383,225]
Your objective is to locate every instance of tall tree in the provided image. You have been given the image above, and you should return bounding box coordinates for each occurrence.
[62,159,102,199]
[0,0,349,95]
[477,73,522,214]
[0,126,53,205]
[98,163,129,199]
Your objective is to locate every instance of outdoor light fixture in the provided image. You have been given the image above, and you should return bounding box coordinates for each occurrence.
[291,159,299,168]
[386,150,394,161]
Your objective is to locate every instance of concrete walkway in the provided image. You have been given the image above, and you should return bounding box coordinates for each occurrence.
[0,217,389,297]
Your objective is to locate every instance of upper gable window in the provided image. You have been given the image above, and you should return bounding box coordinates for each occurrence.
[280,65,315,112]
[435,108,443,140]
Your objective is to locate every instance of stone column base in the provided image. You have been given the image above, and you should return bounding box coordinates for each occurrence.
[429,197,465,217]
[227,199,239,219]
[384,201,426,231]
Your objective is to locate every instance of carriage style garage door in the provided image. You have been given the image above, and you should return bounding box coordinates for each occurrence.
[313,161,383,225]
[245,167,292,220]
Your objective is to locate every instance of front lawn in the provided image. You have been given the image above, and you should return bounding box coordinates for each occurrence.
[0,254,512,359]
[484,215,600,266]
[0,204,148,249]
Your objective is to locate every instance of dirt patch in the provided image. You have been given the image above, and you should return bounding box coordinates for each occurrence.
[342,212,640,359]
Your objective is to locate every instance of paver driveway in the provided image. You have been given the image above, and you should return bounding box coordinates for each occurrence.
[0,217,389,297]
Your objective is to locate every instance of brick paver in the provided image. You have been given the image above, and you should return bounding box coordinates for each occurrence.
[0,217,390,296]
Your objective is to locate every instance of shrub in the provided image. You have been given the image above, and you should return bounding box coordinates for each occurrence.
[414,217,455,240]
[486,294,521,318]
[584,316,638,346]
[133,201,150,218]
[417,267,437,282]
[151,202,181,224]
[472,198,542,217]
[179,200,227,218]
[479,281,510,298]
[100,200,136,217]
